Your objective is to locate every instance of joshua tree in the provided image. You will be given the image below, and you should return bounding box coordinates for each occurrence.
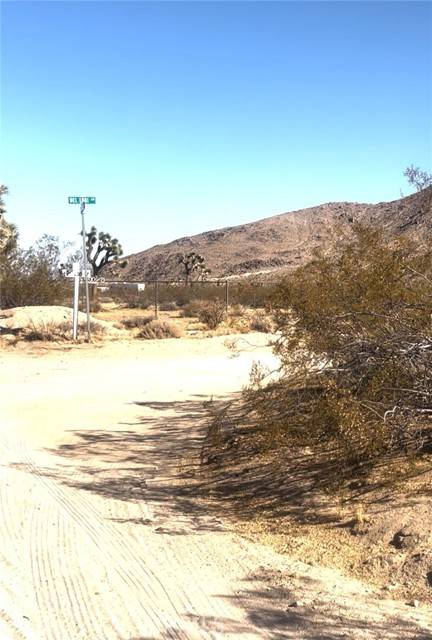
[82,226,127,306]
[84,226,127,277]
[179,251,210,285]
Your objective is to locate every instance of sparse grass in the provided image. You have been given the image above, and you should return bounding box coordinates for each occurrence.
[95,298,277,339]
[23,320,107,342]
[24,321,61,342]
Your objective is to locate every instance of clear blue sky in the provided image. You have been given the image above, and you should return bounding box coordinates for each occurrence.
[1,1,431,255]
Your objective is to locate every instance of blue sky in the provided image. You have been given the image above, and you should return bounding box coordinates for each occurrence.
[1,1,431,254]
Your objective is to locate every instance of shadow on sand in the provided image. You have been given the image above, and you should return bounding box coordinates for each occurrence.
[11,394,431,639]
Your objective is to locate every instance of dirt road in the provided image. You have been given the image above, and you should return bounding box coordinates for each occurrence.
[0,336,430,639]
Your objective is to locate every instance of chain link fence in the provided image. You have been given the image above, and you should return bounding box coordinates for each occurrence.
[84,278,278,316]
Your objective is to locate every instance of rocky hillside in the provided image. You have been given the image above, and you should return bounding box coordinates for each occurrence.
[115,187,432,281]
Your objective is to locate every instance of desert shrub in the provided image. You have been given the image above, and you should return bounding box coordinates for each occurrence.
[137,320,182,339]
[1,236,72,309]
[77,320,107,338]
[121,315,153,329]
[249,311,273,333]
[246,225,432,482]
[198,300,226,329]
[227,316,251,334]
[24,321,61,341]
[1,266,69,309]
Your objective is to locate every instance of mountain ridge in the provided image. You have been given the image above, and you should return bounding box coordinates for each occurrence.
[113,188,432,281]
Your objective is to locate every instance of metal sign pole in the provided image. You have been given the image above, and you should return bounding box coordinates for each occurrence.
[72,274,79,339]
[80,201,91,342]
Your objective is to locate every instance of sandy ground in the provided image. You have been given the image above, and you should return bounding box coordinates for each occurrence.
[0,335,431,639]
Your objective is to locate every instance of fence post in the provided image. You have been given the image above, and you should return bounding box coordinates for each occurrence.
[154,281,159,319]
[225,280,229,318]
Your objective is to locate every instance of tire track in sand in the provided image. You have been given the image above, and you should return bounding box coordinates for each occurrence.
[12,438,244,639]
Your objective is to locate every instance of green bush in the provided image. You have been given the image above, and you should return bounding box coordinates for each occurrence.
[246,225,432,482]
[0,235,72,309]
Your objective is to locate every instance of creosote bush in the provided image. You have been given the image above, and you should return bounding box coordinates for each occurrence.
[198,300,226,329]
[246,225,432,483]
[137,320,182,340]
[1,236,72,309]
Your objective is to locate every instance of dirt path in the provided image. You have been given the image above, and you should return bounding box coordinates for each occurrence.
[0,336,430,639]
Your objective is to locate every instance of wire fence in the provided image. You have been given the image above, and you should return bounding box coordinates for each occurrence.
[0,274,280,318]
[71,278,279,317]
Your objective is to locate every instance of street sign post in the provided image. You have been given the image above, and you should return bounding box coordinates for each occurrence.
[68,196,96,341]
[68,196,96,205]
[72,275,79,340]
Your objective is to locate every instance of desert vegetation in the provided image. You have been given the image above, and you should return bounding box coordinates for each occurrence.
[206,224,432,489]
[195,223,432,603]
[24,319,108,342]
[136,319,182,339]
[83,226,127,278]
[0,185,18,259]
[0,234,75,309]
[87,278,276,339]
[178,251,210,285]
[403,165,432,192]
[197,299,226,329]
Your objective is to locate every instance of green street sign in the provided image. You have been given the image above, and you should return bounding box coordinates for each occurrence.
[68,196,96,204]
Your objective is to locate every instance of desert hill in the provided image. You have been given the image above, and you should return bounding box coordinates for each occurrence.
[115,187,432,281]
